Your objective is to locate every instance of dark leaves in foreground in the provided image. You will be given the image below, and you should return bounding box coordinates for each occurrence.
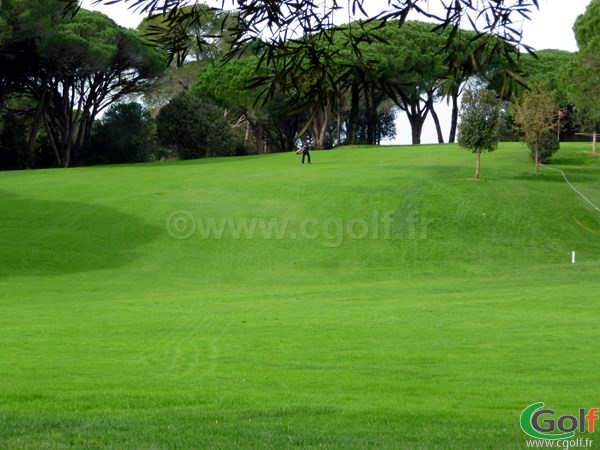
[61,0,538,110]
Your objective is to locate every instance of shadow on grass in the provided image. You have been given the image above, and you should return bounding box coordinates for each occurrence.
[512,166,599,184]
[550,151,600,166]
[0,192,162,278]
[511,172,568,183]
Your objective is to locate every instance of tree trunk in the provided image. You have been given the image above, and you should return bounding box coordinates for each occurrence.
[448,93,459,143]
[365,85,379,145]
[364,84,372,144]
[336,107,342,147]
[410,120,422,145]
[474,149,481,180]
[428,97,444,144]
[348,82,360,145]
[534,149,540,172]
[311,99,331,150]
[62,146,71,168]
[26,85,50,169]
[406,104,424,145]
[249,120,266,154]
[593,130,597,155]
[43,114,62,167]
[311,114,328,150]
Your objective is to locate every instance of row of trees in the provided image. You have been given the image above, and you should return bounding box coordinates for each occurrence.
[571,0,600,152]
[155,2,598,157]
[177,18,520,154]
[452,1,600,180]
[458,82,562,180]
[0,0,165,169]
[1,0,598,169]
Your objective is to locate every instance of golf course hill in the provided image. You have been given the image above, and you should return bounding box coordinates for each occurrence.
[0,141,598,448]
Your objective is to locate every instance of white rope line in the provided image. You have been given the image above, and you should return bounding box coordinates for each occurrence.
[540,163,600,214]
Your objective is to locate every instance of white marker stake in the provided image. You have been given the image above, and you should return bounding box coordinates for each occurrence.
[572,251,576,264]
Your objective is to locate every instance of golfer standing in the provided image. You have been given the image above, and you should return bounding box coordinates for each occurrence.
[295,134,311,164]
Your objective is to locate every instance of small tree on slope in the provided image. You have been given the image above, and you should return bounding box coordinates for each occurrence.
[457,87,501,181]
[510,82,559,172]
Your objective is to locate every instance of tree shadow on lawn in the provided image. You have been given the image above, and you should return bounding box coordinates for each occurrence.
[512,166,600,184]
[0,192,162,278]
[543,148,600,169]
[508,171,565,183]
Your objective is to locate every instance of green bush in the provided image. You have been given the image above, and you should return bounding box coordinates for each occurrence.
[528,131,560,164]
[87,102,156,165]
[156,92,234,159]
[0,113,29,170]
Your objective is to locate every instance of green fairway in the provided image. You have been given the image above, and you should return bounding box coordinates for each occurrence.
[1,142,599,448]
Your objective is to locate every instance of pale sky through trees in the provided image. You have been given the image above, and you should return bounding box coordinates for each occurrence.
[83,0,590,52]
[83,0,592,145]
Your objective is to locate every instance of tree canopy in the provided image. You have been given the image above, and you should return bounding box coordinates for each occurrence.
[510,82,559,171]
[8,0,595,168]
[87,102,157,165]
[0,0,166,168]
[569,0,600,152]
[156,92,235,159]
[63,0,539,114]
[187,14,530,151]
[518,50,575,102]
[137,4,236,64]
[457,86,501,180]
[193,56,276,153]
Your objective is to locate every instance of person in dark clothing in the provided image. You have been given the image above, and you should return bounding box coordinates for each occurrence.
[295,134,312,164]
[302,145,311,164]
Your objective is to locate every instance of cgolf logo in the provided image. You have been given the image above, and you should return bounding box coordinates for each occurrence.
[520,402,599,440]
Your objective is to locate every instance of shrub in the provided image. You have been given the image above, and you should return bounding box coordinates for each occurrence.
[0,113,29,170]
[528,131,560,164]
[457,86,501,180]
[87,102,156,165]
[510,82,560,171]
[156,92,234,159]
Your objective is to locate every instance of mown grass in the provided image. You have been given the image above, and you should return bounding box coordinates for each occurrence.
[0,142,599,448]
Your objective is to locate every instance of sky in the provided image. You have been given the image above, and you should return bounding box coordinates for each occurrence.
[83,0,592,144]
[84,0,591,52]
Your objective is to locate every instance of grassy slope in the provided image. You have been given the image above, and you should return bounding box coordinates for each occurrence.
[0,142,599,448]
